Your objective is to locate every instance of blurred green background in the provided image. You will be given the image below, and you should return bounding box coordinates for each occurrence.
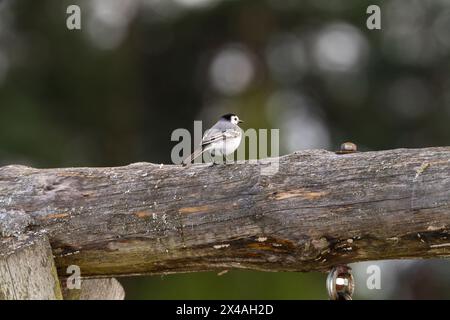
[0,0,449,299]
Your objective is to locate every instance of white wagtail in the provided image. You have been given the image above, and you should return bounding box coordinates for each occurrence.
[182,113,244,166]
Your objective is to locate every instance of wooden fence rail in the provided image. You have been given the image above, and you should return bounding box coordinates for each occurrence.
[1,147,450,298]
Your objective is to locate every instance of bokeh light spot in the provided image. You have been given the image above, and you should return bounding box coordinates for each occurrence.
[209,45,255,96]
[266,90,330,151]
[313,23,369,72]
[86,0,139,50]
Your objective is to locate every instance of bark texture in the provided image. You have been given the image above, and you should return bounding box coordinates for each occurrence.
[0,147,449,278]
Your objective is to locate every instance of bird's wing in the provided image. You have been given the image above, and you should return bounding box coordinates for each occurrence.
[182,126,241,166]
[201,128,241,147]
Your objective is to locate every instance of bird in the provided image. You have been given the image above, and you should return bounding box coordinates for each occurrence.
[182,113,244,166]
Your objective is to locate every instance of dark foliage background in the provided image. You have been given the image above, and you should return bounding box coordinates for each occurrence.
[0,0,449,299]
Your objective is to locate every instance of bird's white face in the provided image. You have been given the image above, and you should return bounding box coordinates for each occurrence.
[230,115,241,125]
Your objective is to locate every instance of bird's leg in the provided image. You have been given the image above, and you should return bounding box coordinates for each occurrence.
[226,154,236,165]
[209,151,219,166]
[210,156,220,166]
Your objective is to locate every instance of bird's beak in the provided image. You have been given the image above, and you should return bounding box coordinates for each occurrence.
[239,119,244,123]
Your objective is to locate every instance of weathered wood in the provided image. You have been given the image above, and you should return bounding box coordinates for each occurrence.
[0,147,449,277]
[61,278,125,300]
[0,234,62,299]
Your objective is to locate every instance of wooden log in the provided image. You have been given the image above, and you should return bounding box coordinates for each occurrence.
[0,147,449,277]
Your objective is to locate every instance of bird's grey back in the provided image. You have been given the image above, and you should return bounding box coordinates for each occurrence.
[211,118,239,131]
[201,119,241,145]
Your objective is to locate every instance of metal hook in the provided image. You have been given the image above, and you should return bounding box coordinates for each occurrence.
[327,265,355,300]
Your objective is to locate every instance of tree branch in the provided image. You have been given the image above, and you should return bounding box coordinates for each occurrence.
[0,147,449,278]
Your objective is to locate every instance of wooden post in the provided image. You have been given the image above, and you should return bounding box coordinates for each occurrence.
[61,278,125,300]
[0,234,62,300]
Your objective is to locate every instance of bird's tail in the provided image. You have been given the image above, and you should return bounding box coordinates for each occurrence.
[182,147,207,166]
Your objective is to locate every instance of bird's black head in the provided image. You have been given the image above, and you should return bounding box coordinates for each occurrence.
[220,113,236,121]
[220,113,243,125]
